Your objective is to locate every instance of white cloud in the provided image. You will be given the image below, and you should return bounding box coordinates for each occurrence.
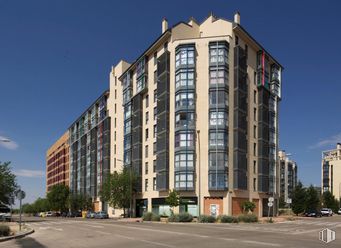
[14,169,45,178]
[0,135,18,150]
[309,132,341,149]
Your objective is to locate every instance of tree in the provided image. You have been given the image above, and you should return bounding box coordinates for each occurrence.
[279,195,286,208]
[33,198,50,213]
[0,162,18,205]
[100,167,137,217]
[322,191,339,213]
[165,189,180,215]
[292,181,306,215]
[241,201,256,213]
[47,184,70,212]
[305,185,320,212]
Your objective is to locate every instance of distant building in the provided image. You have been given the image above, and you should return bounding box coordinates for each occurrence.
[322,143,341,200]
[46,131,70,192]
[278,151,298,203]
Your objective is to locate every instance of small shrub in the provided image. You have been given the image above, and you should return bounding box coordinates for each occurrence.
[151,214,161,221]
[168,214,179,222]
[198,215,216,223]
[218,215,239,223]
[0,225,10,237]
[143,212,160,221]
[267,217,274,223]
[238,214,258,223]
[178,213,193,222]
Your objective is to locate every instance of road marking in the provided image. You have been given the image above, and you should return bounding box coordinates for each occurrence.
[83,224,105,229]
[242,240,281,247]
[95,230,111,235]
[219,238,236,241]
[115,234,175,248]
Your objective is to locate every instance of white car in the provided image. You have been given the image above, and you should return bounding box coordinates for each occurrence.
[321,208,333,216]
[338,208,341,215]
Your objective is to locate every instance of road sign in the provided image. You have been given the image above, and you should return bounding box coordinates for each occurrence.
[268,202,273,207]
[286,198,292,204]
[268,197,274,202]
[16,190,25,200]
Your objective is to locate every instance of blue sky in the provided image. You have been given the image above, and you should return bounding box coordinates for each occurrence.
[0,0,340,205]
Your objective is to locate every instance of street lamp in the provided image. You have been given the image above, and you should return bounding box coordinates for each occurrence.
[196,130,201,217]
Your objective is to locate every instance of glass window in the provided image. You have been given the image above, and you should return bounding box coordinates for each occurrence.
[136,59,145,78]
[175,172,194,189]
[209,69,227,85]
[136,76,146,93]
[145,179,148,192]
[175,131,194,147]
[209,152,228,168]
[209,111,227,126]
[145,95,149,108]
[153,160,156,173]
[175,92,194,108]
[153,124,157,138]
[124,120,131,134]
[209,171,227,189]
[154,107,157,120]
[175,69,194,88]
[124,105,131,120]
[124,137,131,150]
[153,142,157,155]
[209,91,228,106]
[145,145,148,158]
[145,128,149,140]
[145,162,148,174]
[175,153,194,169]
[209,131,227,148]
[154,89,157,102]
[175,46,195,68]
[175,112,194,128]
[209,43,228,64]
[145,111,149,124]
[153,177,156,190]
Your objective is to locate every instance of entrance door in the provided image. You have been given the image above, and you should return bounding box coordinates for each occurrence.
[210,204,219,217]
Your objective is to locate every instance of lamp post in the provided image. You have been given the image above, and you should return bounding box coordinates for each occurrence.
[196,130,201,217]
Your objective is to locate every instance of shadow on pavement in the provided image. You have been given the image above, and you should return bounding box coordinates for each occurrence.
[15,237,46,248]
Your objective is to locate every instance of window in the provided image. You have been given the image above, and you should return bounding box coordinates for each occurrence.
[175,153,194,169]
[210,111,227,126]
[154,89,157,102]
[175,46,195,68]
[145,162,148,174]
[254,90,257,104]
[154,107,157,120]
[253,143,256,156]
[145,111,149,124]
[114,131,116,141]
[115,89,117,99]
[254,108,257,121]
[145,145,148,158]
[209,152,228,168]
[175,112,194,128]
[123,89,132,104]
[253,125,256,138]
[114,118,117,128]
[145,128,149,141]
[164,42,168,51]
[175,172,194,189]
[154,52,157,65]
[175,69,194,88]
[124,137,131,150]
[253,160,256,173]
[115,104,117,114]
[254,72,256,85]
[145,179,148,192]
[245,44,248,59]
[175,92,194,108]
[253,178,256,191]
[153,177,156,190]
[153,142,157,155]
[209,91,228,106]
[153,160,156,173]
[154,70,157,85]
[208,171,227,189]
[124,120,131,134]
[136,59,145,78]
[153,125,157,138]
[235,36,239,46]
[145,95,149,108]
[175,131,194,147]
[136,76,146,92]
[209,42,228,64]
[209,131,227,148]
[209,68,227,85]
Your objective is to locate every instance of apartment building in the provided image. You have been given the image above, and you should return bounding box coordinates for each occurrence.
[69,91,110,212]
[109,12,283,217]
[278,150,298,204]
[46,131,70,192]
[322,143,341,201]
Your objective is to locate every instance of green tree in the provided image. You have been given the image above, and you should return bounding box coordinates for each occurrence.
[33,198,50,213]
[0,162,18,205]
[305,185,320,211]
[322,191,339,213]
[100,167,136,217]
[292,181,306,215]
[47,184,70,212]
[241,201,256,213]
[165,189,180,215]
[22,203,34,213]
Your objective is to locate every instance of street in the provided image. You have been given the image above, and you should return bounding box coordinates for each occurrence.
[2,216,341,248]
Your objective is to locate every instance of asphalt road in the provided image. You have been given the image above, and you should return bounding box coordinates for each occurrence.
[1,215,341,248]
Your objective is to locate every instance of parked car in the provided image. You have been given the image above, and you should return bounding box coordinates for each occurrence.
[46,211,53,217]
[321,208,333,216]
[61,212,68,217]
[67,211,82,217]
[86,211,96,219]
[338,208,341,215]
[304,209,322,217]
[94,211,109,219]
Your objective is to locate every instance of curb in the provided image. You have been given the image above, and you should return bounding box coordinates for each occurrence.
[0,228,35,242]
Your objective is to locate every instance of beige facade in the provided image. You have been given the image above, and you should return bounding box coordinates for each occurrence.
[108,13,283,217]
[322,144,341,201]
[46,131,70,192]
